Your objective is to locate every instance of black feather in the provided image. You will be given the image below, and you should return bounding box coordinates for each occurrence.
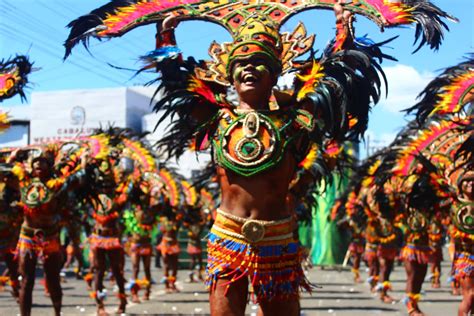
[0,55,33,102]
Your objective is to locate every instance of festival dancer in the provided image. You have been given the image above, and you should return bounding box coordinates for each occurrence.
[124,183,159,303]
[375,217,399,303]
[346,205,366,283]
[88,154,135,315]
[178,178,205,283]
[453,171,474,316]
[399,172,434,316]
[0,58,33,300]
[0,169,22,300]
[401,56,473,315]
[369,187,400,303]
[65,1,454,314]
[157,201,182,293]
[364,217,380,292]
[184,206,205,283]
[7,146,87,316]
[428,212,444,289]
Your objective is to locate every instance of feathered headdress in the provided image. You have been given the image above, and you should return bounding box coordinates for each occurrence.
[63,0,456,100]
[0,55,33,102]
[405,55,473,124]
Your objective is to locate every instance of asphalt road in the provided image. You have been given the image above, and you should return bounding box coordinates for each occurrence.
[0,256,460,315]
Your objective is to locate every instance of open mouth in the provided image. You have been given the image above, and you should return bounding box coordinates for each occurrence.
[242,73,259,84]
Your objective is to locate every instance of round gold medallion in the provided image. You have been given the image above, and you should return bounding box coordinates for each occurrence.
[241,220,265,243]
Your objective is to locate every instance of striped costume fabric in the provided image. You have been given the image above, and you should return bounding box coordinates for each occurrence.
[205,211,312,302]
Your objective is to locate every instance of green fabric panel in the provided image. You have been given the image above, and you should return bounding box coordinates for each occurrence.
[310,173,350,265]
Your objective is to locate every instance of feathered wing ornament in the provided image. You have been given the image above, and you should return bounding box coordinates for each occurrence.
[64,0,455,58]
[180,179,198,207]
[153,72,229,159]
[0,55,33,102]
[0,111,10,133]
[121,138,157,172]
[295,45,392,143]
[158,167,182,208]
[63,0,455,167]
[393,115,470,177]
[80,134,111,160]
[405,55,474,124]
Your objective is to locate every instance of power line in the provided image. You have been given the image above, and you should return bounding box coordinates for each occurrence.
[0,26,126,85]
[0,2,140,83]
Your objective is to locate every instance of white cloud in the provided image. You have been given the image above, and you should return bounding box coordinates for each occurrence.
[379,64,434,113]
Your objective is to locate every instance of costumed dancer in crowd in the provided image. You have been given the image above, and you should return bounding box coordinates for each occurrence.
[64,0,454,314]
[372,186,400,303]
[346,198,366,284]
[427,212,444,288]
[402,56,473,316]
[358,158,385,293]
[182,182,206,283]
[125,180,159,303]
[87,145,135,316]
[61,192,88,280]
[7,145,87,316]
[0,56,33,298]
[0,166,22,300]
[453,169,474,315]
[156,168,184,293]
[57,146,91,280]
[364,214,380,293]
[332,183,367,284]
[157,208,181,292]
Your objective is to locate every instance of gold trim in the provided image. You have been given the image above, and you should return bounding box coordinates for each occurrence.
[216,208,292,226]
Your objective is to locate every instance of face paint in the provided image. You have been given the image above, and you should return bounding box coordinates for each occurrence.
[255,64,270,76]
[232,65,244,83]
[232,62,271,83]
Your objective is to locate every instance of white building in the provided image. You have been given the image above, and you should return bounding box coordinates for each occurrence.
[0,86,209,176]
[30,87,154,144]
[0,105,30,148]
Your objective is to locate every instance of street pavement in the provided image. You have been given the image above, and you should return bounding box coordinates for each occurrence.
[0,258,460,315]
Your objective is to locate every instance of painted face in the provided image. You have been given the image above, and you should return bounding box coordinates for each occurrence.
[32,159,49,178]
[231,56,276,99]
[461,179,474,198]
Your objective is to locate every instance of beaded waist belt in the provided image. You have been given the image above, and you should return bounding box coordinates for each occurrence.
[93,227,119,237]
[20,224,59,238]
[213,208,294,244]
[132,235,151,243]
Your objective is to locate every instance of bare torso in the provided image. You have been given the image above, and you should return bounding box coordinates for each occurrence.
[218,151,296,220]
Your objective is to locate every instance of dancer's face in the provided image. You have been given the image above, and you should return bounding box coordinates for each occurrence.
[461,179,474,199]
[232,56,276,102]
[32,159,49,178]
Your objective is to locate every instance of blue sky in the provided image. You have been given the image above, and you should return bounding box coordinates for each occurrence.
[0,0,472,152]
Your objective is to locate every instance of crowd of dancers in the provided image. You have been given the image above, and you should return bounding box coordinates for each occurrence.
[0,127,220,315]
[332,56,473,315]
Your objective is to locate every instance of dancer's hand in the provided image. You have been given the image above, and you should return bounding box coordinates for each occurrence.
[162,14,179,32]
[80,150,90,169]
[334,0,354,26]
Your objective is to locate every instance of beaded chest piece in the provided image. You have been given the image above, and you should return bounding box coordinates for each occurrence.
[406,209,428,233]
[453,200,474,235]
[213,108,314,177]
[21,178,53,208]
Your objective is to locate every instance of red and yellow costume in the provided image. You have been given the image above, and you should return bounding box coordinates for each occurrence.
[206,209,311,302]
[156,217,180,256]
[12,161,85,259]
[64,0,455,305]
